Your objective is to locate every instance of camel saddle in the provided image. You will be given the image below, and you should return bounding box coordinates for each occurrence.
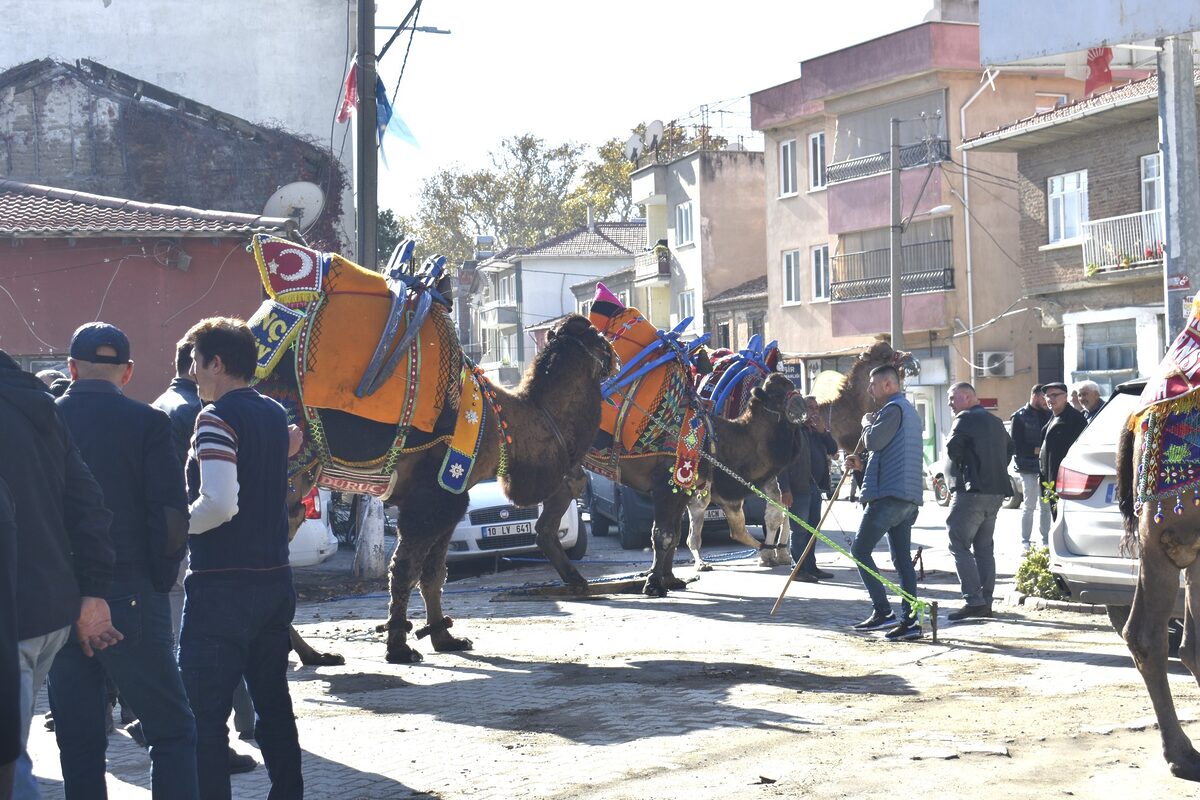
[249,235,463,496]
[696,336,780,419]
[585,283,710,492]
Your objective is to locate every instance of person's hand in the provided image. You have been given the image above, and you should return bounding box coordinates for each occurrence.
[810,414,826,433]
[860,412,876,428]
[76,597,123,657]
[844,454,863,472]
[781,491,793,508]
[1033,446,1041,456]
[287,424,304,457]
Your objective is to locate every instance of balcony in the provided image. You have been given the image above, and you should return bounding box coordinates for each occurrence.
[830,239,954,302]
[633,249,672,285]
[479,299,518,329]
[825,139,950,185]
[1083,209,1164,277]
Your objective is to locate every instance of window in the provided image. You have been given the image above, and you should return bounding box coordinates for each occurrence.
[674,202,694,246]
[748,315,764,342]
[1080,319,1136,371]
[782,249,802,304]
[479,328,490,357]
[811,244,830,301]
[617,290,630,307]
[717,321,732,350]
[496,274,514,304]
[679,290,695,323]
[808,132,826,190]
[779,139,797,196]
[1141,153,1162,212]
[577,299,591,317]
[832,90,947,163]
[1047,170,1088,243]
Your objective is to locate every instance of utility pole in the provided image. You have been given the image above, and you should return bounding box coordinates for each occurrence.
[1158,34,1200,341]
[889,116,904,351]
[356,0,379,269]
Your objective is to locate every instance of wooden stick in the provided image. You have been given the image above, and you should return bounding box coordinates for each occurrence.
[770,464,853,616]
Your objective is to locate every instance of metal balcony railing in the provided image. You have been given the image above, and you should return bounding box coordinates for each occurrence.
[633,249,672,283]
[1082,209,1164,276]
[830,239,954,301]
[825,139,950,185]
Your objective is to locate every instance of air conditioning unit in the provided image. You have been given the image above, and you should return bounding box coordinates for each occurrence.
[976,351,1015,378]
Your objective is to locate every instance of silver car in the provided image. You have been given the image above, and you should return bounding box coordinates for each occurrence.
[1048,379,1184,645]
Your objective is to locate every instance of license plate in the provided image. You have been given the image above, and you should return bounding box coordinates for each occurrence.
[704,508,725,521]
[481,522,534,537]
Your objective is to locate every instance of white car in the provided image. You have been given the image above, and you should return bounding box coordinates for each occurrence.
[1048,379,1185,643]
[289,487,339,567]
[446,477,585,562]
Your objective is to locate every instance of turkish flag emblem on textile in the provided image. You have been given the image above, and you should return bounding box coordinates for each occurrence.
[1085,47,1114,96]
[336,62,358,124]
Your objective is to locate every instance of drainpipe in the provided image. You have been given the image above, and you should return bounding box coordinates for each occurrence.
[959,70,996,378]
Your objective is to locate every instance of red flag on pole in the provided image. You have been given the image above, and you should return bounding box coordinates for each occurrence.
[336,62,358,123]
[1085,47,1114,96]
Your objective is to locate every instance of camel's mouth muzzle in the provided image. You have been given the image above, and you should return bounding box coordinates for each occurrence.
[784,393,807,425]
[896,352,920,378]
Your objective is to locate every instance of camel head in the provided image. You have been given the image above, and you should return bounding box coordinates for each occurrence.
[533,313,617,386]
[750,372,807,425]
[857,336,921,381]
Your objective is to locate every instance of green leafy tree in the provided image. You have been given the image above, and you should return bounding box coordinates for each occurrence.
[377,208,405,267]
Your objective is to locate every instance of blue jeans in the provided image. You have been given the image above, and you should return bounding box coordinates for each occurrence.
[788,492,824,573]
[947,492,1003,606]
[47,578,197,800]
[13,626,71,800]
[180,570,302,800]
[851,497,920,620]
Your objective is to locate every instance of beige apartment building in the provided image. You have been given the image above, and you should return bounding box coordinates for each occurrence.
[751,15,1086,456]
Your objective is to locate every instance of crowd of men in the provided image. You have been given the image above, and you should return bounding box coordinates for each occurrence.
[786,372,1100,642]
[1,317,304,800]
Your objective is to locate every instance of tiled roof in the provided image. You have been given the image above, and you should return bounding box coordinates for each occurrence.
[0,180,295,237]
[706,275,768,305]
[525,312,573,333]
[570,265,634,291]
[962,70,1195,150]
[484,220,647,263]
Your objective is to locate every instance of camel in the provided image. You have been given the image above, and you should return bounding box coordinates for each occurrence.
[812,337,922,453]
[277,313,616,664]
[535,371,805,597]
[1117,399,1200,780]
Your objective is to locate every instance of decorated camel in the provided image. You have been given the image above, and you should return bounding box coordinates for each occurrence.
[246,235,615,664]
[1116,296,1200,780]
[810,336,921,453]
[533,285,806,597]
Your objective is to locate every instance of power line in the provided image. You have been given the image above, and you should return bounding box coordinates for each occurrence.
[388,0,422,108]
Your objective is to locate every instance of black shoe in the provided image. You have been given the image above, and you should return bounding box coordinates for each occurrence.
[124,721,148,748]
[852,611,896,631]
[238,730,256,742]
[884,620,923,641]
[947,604,993,621]
[43,711,54,732]
[792,571,818,583]
[228,750,257,774]
[813,569,834,580]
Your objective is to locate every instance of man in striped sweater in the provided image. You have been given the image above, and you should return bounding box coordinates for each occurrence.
[178,318,303,800]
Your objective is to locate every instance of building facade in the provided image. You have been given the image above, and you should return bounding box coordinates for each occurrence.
[751,17,1090,453]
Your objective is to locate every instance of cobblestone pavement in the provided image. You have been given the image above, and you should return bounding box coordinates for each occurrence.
[23,499,1200,798]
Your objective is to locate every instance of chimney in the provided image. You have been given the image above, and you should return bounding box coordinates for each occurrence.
[587,205,595,233]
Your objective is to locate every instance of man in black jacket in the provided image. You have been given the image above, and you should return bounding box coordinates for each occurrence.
[49,322,198,799]
[0,349,119,798]
[1040,382,1088,514]
[1,478,17,800]
[1009,385,1052,549]
[781,396,838,582]
[944,382,1015,621]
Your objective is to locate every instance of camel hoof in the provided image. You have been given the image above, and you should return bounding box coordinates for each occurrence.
[432,636,474,653]
[642,577,668,598]
[697,563,714,572]
[1168,749,1200,782]
[385,645,423,664]
[299,650,345,667]
[663,576,688,591]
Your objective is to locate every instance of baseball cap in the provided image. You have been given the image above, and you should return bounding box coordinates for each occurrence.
[69,322,131,364]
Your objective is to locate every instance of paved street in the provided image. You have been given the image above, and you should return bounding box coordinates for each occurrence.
[24,496,1200,798]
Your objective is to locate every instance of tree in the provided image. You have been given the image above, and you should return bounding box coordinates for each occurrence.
[377,208,405,268]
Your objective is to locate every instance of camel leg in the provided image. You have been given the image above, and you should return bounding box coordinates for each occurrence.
[685,493,711,572]
[535,471,588,591]
[418,523,474,653]
[643,484,689,597]
[289,625,345,667]
[720,500,762,553]
[383,482,445,664]
[1126,524,1200,780]
[760,479,789,567]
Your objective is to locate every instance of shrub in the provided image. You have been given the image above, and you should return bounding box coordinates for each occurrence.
[1015,546,1066,601]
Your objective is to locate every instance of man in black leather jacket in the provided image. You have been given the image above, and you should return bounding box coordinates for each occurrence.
[944,382,1014,621]
[1009,385,1052,549]
[1040,382,1088,514]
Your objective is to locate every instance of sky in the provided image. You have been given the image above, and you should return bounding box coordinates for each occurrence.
[371,0,937,218]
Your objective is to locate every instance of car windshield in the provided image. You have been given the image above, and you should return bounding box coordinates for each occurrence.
[1073,388,1142,448]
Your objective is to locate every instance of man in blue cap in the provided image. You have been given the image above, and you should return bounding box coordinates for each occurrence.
[49,322,199,799]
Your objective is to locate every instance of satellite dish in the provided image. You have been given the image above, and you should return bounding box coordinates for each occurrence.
[262,181,326,230]
[623,133,642,163]
[644,120,664,151]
